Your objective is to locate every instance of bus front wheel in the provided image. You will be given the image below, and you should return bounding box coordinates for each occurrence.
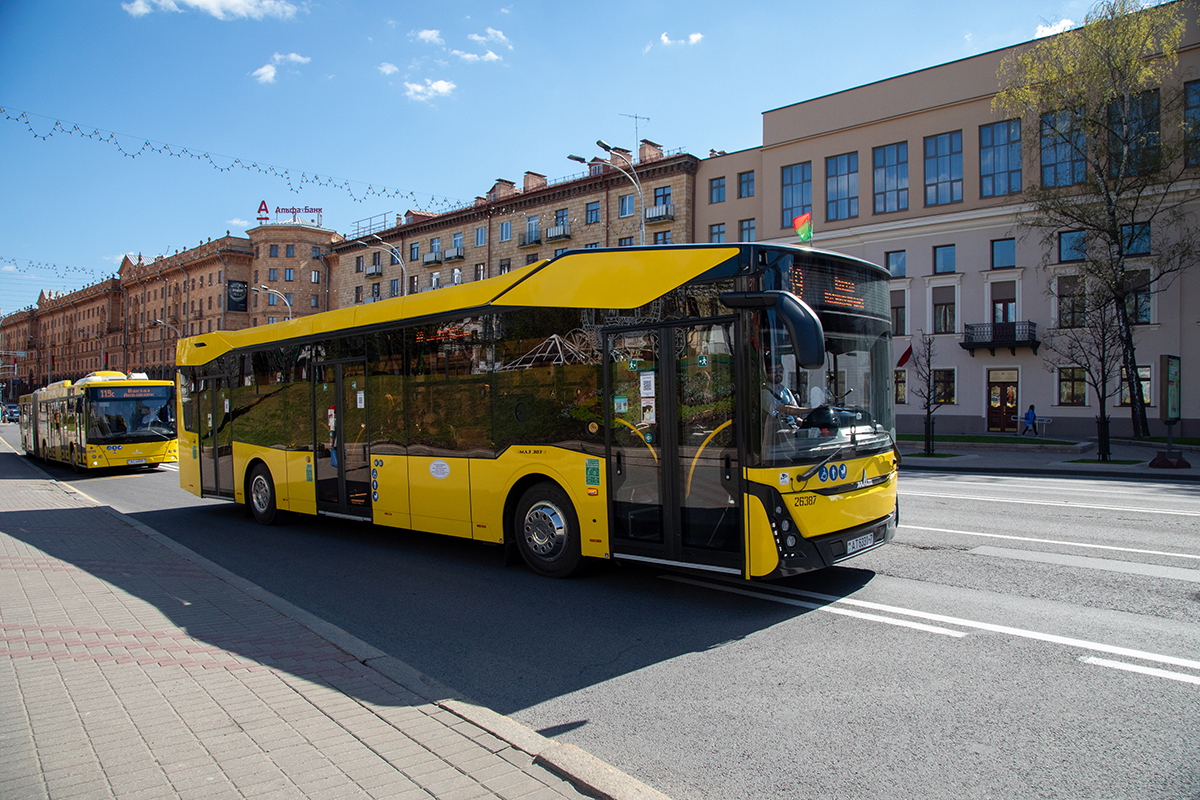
[248,464,279,526]
[513,482,582,578]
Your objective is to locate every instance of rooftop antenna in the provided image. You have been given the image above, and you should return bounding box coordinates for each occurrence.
[620,113,650,155]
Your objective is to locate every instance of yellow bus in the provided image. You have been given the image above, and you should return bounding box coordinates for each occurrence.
[20,371,179,471]
[175,244,897,579]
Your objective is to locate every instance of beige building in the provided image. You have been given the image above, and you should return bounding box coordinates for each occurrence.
[695,18,1200,439]
[328,141,698,306]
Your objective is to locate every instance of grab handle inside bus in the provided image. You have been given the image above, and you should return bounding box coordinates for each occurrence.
[719,291,825,369]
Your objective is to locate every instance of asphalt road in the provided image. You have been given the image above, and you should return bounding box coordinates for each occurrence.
[8,424,1198,800]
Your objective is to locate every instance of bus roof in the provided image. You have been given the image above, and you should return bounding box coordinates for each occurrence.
[176,243,881,366]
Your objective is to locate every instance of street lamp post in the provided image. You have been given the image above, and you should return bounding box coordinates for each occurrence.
[252,286,293,320]
[357,234,408,297]
[153,319,181,338]
[570,140,646,245]
[78,328,104,373]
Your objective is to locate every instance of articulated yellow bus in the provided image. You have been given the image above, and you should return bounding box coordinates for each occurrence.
[20,371,179,470]
[175,244,896,579]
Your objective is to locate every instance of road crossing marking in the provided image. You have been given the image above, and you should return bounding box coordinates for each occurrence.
[903,525,1200,562]
[900,490,1200,517]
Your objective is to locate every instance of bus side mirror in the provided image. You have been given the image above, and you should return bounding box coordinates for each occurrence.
[720,291,826,369]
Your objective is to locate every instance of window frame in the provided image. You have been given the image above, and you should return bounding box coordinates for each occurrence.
[924,130,964,206]
[825,152,859,222]
[872,142,909,214]
[980,119,1022,198]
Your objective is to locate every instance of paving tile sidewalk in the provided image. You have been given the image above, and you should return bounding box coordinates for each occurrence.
[0,450,668,800]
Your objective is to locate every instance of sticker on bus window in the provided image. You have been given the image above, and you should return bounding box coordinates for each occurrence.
[430,460,451,479]
[585,458,600,487]
[357,390,365,409]
[642,399,656,424]
[698,355,709,368]
[614,396,628,413]
[640,372,655,398]
[628,359,638,371]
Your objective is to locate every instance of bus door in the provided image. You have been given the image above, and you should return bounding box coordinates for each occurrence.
[198,376,235,498]
[313,361,371,518]
[606,319,742,575]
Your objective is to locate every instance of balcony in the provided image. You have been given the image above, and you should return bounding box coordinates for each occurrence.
[519,231,541,247]
[545,224,571,242]
[365,263,383,277]
[443,246,465,261]
[960,321,1040,356]
[645,204,674,223]
[423,251,443,266]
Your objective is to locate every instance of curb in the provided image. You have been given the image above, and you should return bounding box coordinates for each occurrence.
[36,468,669,800]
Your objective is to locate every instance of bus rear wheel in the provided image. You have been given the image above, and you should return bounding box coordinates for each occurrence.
[248,464,279,526]
[513,482,582,578]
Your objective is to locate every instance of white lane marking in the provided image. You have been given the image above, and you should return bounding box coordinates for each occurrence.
[902,525,1200,562]
[1079,656,1200,687]
[662,576,967,637]
[688,577,1200,673]
[900,490,1200,517]
[969,546,1200,583]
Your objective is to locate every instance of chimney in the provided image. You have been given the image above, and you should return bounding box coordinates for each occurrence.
[490,179,516,200]
[523,172,547,192]
[639,139,663,162]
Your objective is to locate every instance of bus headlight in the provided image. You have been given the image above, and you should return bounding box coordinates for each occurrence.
[785,534,798,549]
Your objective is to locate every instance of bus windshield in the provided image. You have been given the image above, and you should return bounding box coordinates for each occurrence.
[86,386,176,443]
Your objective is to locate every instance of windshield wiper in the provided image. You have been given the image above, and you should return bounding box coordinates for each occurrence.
[799,446,845,482]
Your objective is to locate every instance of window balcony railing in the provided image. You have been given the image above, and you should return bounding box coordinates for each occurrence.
[443,246,465,261]
[422,252,443,265]
[960,321,1040,356]
[519,231,541,247]
[645,204,674,223]
[545,224,571,242]
[365,264,383,277]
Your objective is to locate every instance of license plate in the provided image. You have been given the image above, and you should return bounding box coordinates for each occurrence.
[127,458,147,465]
[846,532,875,555]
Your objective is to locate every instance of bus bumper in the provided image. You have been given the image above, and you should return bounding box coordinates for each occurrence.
[762,508,897,580]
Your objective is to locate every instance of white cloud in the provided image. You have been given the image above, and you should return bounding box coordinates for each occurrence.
[500,5,511,13]
[451,49,501,63]
[643,41,653,55]
[468,27,512,49]
[273,51,309,64]
[226,218,250,227]
[659,31,703,46]
[253,52,310,83]
[253,64,277,83]
[1036,19,1076,37]
[1,264,17,272]
[412,29,445,45]
[405,78,455,101]
[122,0,297,20]
[964,32,973,43]
[378,62,399,75]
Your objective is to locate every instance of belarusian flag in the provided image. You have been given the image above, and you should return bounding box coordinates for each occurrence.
[793,213,813,243]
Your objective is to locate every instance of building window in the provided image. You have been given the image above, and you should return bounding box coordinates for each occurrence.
[390,279,400,297]
[312,246,320,259]
[452,232,463,249]
[872,142,908,214]
[525,254,539,265]
[980,120,1022,198]
[499,258,511,274]
[781,162,812,228]
[654,186,672,207]
[586,202,600,224]
[311,294,320,308]
[452,268,463,285]
[410,242,420,261]
[431,237,441,253]
[499,221,512,242]
[618,237,634,247]
[554,248,568,257]
[1059,230,1086,262]
[267,317,276,325]
[933,369,956,404]
[284,268,295,281]
[585,242,599,249]
[1108,89,1160,176]
[371,252,381,268]
[1187,81,1200,167]
[886,251,906,278]
[311,270,320,283]
[266,267,277,281]
[1120,365,1151,405]
[710,177,726,204]
[709,223,726,243]
[738,171,755,199]
[991,281,1016,323]
[354,286,363,303]
[1057,275,1085,328]
[653,231,672,245]
[1041,109,1087,187]
[355,256,363,273]
[474,264,486,281]
[738,219,756,242]
[992,239,1016,269]
[932,285,956,333]
[269,244,279,257]
[894,369,907,404]
[619,194,635,218]
[1122,222,1151,256]
[924,131,963,205]
[934,245,955,274]
[475,227,486,247]
[825,152,859,221]
[890,290,906,336]
[1058,367,1087,406]
[285,245,295,258]
[409,275,419,294]
[1125,269,1151,324]
[267,294,276,306]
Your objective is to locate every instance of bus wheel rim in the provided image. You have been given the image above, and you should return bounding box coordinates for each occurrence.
[251,475,271,513]
[523,501,567,560]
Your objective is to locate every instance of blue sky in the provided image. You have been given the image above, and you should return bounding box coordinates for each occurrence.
[0,0,1086,315]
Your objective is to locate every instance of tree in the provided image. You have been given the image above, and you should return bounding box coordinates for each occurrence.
[1041,277,1126,458]
[994,0,1198,437]
[906,332,951,455]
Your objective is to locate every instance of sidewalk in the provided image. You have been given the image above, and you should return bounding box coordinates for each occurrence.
[898,436,1200,481]
[0,447,669,800]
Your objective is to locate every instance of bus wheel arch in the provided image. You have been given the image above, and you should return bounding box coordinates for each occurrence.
[510,478,583,578]
[246,461,280,526]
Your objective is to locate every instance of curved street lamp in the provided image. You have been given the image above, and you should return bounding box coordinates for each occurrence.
[571,140,646,245]
[356,234,408,296]
[252,286,293,320]
[77,328,105,373]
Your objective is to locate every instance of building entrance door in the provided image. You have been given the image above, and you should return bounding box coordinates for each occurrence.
[987,369,1018,433]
